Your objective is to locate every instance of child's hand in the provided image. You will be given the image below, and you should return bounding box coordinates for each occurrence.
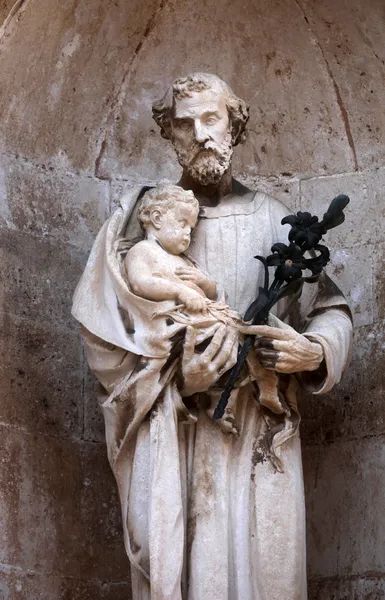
[175,267,216,299]
[178,287,208,312]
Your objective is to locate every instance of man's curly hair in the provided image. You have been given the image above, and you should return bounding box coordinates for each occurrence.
[152,73,250,147]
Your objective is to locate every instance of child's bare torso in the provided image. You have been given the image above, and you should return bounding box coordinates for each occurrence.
[126,239,205,297]
[137,240,192,280]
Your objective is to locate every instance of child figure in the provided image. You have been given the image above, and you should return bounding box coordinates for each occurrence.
[125,184,216,315]
[125,184,285,434]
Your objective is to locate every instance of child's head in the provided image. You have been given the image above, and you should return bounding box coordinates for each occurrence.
[138,184,199,254]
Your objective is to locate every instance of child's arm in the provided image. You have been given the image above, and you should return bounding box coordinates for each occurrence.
[125,245,207,311]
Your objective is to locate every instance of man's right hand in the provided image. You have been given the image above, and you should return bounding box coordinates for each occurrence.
[180,325,238,397]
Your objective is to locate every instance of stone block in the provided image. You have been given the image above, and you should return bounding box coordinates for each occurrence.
[326,244,374,328]
[303,436,385,579]
[0,425,128,581]
[97,0,353,180]
[0,154,109,249]
[299,0,385,170]
[83,366,106,444]
[0,228,87,330]
[110,179,152,215]
[102,581,132,600]
[0,565,131,600]
[300,324,384,445]
[238,174,300,211]
[0,566,98,600]
[0,0,159,172]
[373,242,385,325]
[308,576,385,600]
[299,169,385,249]
[0,311,83,439]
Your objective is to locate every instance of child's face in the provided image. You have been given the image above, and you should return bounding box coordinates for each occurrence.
[155,203,198,255]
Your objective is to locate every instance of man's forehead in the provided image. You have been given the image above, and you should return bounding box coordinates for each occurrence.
[173,90,226,118]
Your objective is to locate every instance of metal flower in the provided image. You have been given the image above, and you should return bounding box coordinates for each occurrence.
[265,241,331,283]
[266,243,306,282]
[282,212,325,250]
[213,194,350,421]
[281,194,350,251]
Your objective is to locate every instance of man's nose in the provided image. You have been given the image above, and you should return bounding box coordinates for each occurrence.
[194,120,209,144]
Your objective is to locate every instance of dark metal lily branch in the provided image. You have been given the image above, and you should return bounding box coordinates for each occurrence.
[213,194,350,421]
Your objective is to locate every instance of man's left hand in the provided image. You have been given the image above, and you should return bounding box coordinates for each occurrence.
[250,324,324,374]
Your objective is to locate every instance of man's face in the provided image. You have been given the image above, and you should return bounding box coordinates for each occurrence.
[170,90,233,186]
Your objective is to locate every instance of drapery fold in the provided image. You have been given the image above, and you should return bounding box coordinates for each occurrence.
[73,186,353,600]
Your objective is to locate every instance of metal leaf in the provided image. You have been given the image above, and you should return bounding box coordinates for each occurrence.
[244,288,269,322]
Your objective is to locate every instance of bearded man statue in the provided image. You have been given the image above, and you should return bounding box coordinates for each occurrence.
[72,73,353,600]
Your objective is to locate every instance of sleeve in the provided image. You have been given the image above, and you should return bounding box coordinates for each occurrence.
[288,272,353,394]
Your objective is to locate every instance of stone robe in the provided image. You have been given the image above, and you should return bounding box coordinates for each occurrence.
[72,186,353,600]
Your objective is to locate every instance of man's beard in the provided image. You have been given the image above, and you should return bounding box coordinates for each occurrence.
[173,133,233,186]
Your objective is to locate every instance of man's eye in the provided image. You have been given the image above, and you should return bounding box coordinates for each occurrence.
[180,221,187,227]
[177,120,191,130]
[205,116,218,125]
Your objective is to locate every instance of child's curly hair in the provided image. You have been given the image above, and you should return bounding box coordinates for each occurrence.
[138,184,198,231]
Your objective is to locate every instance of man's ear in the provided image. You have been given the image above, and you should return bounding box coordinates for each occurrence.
[150,209,163,230]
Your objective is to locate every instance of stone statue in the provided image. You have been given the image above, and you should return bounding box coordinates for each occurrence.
[126,184,215,311]
[72,72,353,600]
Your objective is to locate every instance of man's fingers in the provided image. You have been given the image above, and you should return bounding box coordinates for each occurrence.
[201,325,227,362]
[258,352,299,373]
[218,333,238,373]
[183,326,197,362]
[176,267,195,274]
[259,361,277,370]
[255,338,289,352]
[239,325,295,341]
[255,348,279,359]
[212,328,238,371]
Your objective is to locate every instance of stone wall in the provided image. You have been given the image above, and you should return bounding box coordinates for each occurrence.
[0,0,384,598]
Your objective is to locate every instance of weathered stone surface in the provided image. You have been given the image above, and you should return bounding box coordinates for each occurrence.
[326,244,374,328]
[373,242,385,325]
[83,367,106,443]
[0,153,109,248]
[0,565,131,600]
[110,178,154,215]
[300,324,385,445]
[102,580,132,599]
[238,174,299,210]
[298,0,385,170]
[0,0,20,27]
[303,436,385,580]
[0,228,87,329]
[308,576,385,600]
[0,0,159,172]
[0,311,83,439]
[0,424,128,581]
[97,0,353,181]
[299,169,385,249]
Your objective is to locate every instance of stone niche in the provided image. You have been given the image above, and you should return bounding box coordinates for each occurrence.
[0,0,384,598]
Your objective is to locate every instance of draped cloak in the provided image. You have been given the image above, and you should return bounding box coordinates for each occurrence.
[72,186,353,600]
